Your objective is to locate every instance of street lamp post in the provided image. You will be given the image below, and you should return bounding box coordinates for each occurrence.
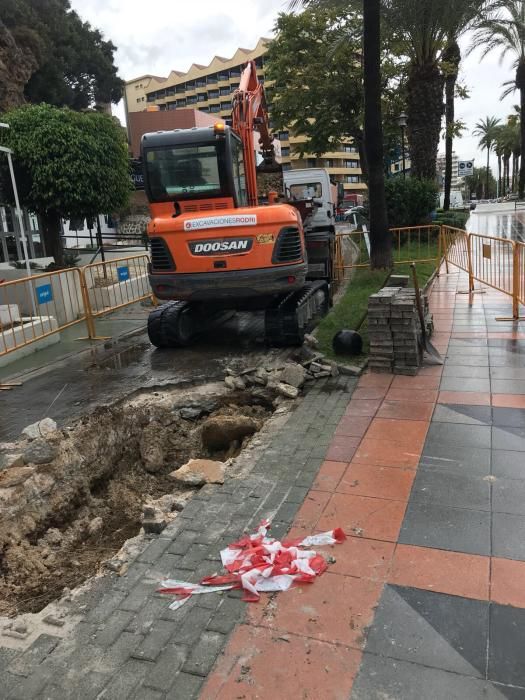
[397,112,408,180]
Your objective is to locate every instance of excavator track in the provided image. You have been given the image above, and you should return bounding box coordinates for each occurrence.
[148,301,195,348]
[265,281,329,347]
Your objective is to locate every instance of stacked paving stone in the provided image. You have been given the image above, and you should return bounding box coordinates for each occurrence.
[368,286,432,375]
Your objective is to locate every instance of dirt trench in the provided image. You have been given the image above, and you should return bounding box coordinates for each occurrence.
[0,384,275,617]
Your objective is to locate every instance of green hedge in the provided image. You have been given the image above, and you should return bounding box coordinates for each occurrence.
[385,178,438,228]
[433,209,469,230]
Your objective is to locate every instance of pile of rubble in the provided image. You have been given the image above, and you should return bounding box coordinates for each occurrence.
[368,286,433,375]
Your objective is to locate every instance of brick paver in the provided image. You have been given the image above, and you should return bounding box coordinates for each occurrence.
[203,268,525,699]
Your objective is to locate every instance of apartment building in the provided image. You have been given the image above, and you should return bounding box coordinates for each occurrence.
[124,38,365,196]
[436,152,461,191]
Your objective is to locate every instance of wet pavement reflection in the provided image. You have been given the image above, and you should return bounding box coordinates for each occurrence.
[467,203,525,241]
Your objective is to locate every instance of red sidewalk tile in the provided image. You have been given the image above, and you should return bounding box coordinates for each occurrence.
[317,492,407,542]
[491,558,525,608]
[312,460,347,492]
[352,438,421,469]
[376,399,434,421]
[492,394,525,409]
[329,537,394,580]
[359,373,393,388]
[438,391,491,406]
[337,463,415,502]
[294,491,331,530]
[200,626,362,700]
[389,544,489,601]
[248,572,383,648]
[385,387,438,403]
[365,418,429,447]
[344,399,382,417]
[335,415,373,438]
[352,386,390,401]
[326,436,361,462]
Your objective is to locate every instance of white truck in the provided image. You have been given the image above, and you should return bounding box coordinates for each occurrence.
[283,168,341,286]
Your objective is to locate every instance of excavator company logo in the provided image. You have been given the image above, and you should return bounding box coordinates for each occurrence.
[189,238,254,255]
[184,214,257,231]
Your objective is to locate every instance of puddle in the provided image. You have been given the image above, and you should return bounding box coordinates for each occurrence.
[0,383,276,617]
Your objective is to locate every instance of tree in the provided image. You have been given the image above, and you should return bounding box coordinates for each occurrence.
[0,104,131,265]
[464,166,497,199]
[363,0,392,267]
[0,0,123,111]
[473,116,501,197]
[471,0,525,197]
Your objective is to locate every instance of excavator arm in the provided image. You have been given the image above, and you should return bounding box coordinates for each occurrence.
[232,60,280,206]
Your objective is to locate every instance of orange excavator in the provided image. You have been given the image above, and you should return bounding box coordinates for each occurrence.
[142,60,330,347]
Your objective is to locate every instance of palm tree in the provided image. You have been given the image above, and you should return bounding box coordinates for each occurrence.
[473,116,501,197]
[471,0,525,197]
[290,0,391,267]
[494,125,505,195]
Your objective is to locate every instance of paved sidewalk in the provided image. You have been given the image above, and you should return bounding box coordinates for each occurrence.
[204,269,525,699]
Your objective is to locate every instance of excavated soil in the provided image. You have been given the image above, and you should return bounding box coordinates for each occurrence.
[0,386,274,617]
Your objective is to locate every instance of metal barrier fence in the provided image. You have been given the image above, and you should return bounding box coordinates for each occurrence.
[441,225,470,274]
[333,225,441,277]
[0,267,86,358]
[0,254,153,358]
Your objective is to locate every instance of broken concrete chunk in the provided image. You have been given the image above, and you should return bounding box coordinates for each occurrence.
[142,505,167,534]
[304,333,320,349]
[23,439,57,465]
[140,421,167,473]
[224,375,246,391]
[201,415,258,451]
[43,615,65,627]
[179,407,204,421]
[275,383,300,399]
[0,466,35,487]
[22,418,57,440]
[0,453,24,471]
[170,458,225,485]
[279,363,306,389]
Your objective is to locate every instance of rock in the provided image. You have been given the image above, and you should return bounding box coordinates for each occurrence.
[12,620,28,634]
[140,421,167,473]
[180,407,204,421]
[45,528,63,546]
[0,453,24,471]
[23,439,57,465]
[224,375,246,391]
[43,615,65,628]
[0,465,35,487]
[104,558,125,573]
[201,415,258,451]
[330,363,340,378]
[304,333,320,349]
[251,368,269,386]
[155,494,186,512]
[279,363,306,389]
[142,505,167,534]
[309,362,323,374]
[336,363,362,376]
[170,458,225,485]
[275,383,300,399]
[22,418,57,440]
[87,517,104,536]
[315,370,331,378]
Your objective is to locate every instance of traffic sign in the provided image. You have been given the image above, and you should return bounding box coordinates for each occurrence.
[458,160,474,177]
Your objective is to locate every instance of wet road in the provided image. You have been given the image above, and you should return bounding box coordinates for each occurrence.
[0,313,287,442]
[467,202,525,240]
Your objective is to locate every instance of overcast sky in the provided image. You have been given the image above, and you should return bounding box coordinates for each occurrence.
[70,0,517,174]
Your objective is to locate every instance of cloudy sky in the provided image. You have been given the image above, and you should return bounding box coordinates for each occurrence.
[70,0,517,172]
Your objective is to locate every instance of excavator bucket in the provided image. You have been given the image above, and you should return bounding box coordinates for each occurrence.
[256,156,282,174]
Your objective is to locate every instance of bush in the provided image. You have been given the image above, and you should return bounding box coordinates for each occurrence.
[433,209,469,230]
[385,178,438,228]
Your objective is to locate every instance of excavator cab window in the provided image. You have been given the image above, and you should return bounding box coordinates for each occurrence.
[145,144,225,199]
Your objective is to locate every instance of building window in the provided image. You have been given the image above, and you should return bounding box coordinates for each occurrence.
[187,95,197,105]
[196,79,206,88]
[230,83,240,91]
[343,144,358,153]
[146,93,155,102]
[208,90,220,99]
[324,159,335,168]
[343,160,360,168]
[166,87,176,96]
[306,158,317,168]
[176,98,187,107]
[218,72,229,81]
[210,104,221,113]
[197,93,207,102]
[186,81,195,91]
[136,97,141,103]
[168,102,177,110]
[229,68,241,78]
[281,146,290,156]
[282,162,292,171]
[176,85,186,94]
[207,74,218,85]
[279,131,289,141]
[345,175,361,183]
[255,56,264,68]
[200,106,209,113]
[220,87,230,96]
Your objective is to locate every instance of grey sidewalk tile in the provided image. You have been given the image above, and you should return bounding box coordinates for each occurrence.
[411,469,490,511]
[131,620,175,662]
[182,631,225,676]
[365,585,488,678]
[137,537,172,564]
[489,603,525,687]
[165,672,203,700]
[96,658,151,699]
[432,404,492,426]
[445,356,490,367]
[351,653,508,700]
[420,444,491,475]
[442,366,490,379]
[492,426,525,452]
[492,408,525,428]
[492,512,525,560]
[440,377,491,393]
[492,450,525,480]
[425,423,491,450]
[491,367,525,380]
[143,644,188,691]
[8,635,59,678]
[399,502,491,556]
[492,478,525,516]
[94,611,135,648]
